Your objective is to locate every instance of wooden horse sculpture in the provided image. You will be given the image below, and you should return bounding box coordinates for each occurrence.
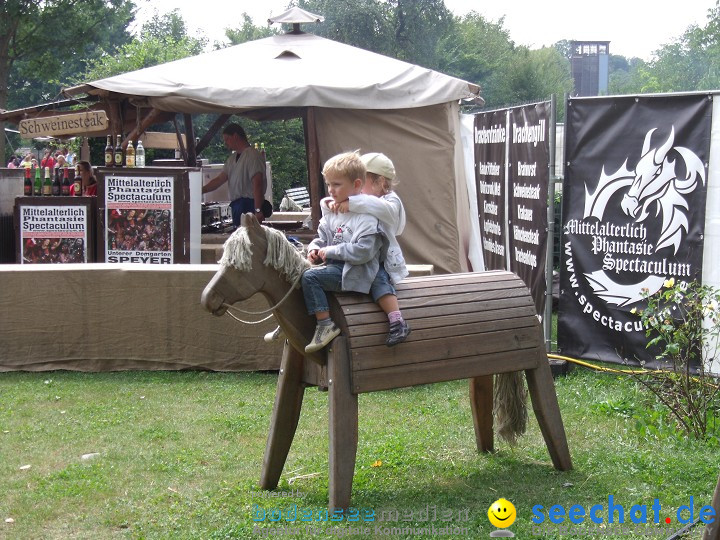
[201,214,572,510]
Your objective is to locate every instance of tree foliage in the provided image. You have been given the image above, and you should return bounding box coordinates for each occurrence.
[1,0,135,108]
[437,12,572,110]
[294,0,452,69]
[79,9,207,82]
[1,0,135,159]
[224,13,278,46]
[5,0,720,166]
[607,2,720,95]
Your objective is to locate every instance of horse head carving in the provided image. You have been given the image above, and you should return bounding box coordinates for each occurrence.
[201,214,319,361]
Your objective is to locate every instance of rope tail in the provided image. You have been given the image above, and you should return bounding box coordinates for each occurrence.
[493,372,528,445]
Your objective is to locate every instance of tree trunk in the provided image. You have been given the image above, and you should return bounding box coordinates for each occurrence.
[0,16,20,163]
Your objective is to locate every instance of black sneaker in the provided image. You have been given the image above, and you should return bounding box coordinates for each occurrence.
[386,320,411,347]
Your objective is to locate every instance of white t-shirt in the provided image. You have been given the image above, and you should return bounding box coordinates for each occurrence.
[223,147,266,201]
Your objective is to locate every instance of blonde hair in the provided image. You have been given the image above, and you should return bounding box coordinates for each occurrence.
[366,171,398,194]
[322,151,366,183]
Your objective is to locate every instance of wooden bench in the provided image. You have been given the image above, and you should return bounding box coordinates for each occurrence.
[260,270,572,509]
[284,186,311,209]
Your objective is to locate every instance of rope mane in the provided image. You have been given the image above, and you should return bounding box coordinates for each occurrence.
[219,225,310,286]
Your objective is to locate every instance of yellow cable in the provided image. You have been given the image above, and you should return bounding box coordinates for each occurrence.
[547,353,720,388]
[547,353,651,374]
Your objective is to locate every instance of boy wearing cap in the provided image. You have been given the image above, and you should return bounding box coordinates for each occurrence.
[326,152,411,346]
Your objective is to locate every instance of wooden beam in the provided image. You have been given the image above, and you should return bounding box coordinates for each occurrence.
[196,114,230,155]
[123,108,170,147]
[304,107,322,230]
[106,99,122,141]
[183,113,196,167]
[173,115,187,161]
[140,132,186,150]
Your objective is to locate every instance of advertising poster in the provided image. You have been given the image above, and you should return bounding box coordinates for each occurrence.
[105,175,174,264]
[19,204,88,264]
[474,109,508,271]
[508,103,550,315]
[558,94,711,366]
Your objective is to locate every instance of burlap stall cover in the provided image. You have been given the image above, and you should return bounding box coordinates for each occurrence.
[0,264,283,371]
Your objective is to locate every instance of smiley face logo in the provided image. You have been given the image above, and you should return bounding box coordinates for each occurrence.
[488,498,516,528]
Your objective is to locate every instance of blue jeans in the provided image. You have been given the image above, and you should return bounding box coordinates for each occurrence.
[230,197,255,228]
[370,264,396,301]
[302,262,344,315]
[302,263,396,315]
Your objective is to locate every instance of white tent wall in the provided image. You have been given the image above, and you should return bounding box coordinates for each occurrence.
[705,96,720,374]
[451,105,478,273]
[314,103,471,274]
[460,113,485,272]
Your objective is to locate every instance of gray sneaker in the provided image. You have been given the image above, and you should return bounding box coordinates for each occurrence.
[305,322,341,353]
[386,320,411,347]
[264,326,284,343]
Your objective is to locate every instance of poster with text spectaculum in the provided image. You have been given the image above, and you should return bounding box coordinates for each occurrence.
[15,197,94,264]
[104,175,174,264]
[558,94,711,367]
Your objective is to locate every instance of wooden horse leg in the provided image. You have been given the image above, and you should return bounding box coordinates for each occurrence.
[327,337,358,511]
[703,472,720,540]
[469,375,494,452]
[524,351,573,471]
[260,342,306,490]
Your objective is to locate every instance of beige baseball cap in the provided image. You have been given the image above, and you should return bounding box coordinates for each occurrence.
[361,152,396,180]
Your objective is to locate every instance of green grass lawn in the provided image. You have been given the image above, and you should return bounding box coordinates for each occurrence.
[0,368,717,539]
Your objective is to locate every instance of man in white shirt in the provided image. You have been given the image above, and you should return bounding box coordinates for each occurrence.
[202,123,266,228]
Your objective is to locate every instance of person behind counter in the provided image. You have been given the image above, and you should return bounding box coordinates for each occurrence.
[201,123,267,227]
[69,161,97,196]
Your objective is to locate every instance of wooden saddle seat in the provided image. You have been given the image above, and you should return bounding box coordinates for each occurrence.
[331,270,545,393]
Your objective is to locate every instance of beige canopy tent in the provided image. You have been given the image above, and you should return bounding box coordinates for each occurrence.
[61,28,483,274]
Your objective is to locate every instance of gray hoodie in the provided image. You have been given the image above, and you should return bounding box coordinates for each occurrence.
[308,206,382,294]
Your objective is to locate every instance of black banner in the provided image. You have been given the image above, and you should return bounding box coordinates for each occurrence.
[508,103,550,314]
[559,94,711,366]
[475,110,507,271]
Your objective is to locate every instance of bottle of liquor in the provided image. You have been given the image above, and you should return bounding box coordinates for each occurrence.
[33,166,42,196]
[125,140,135,167]
[73,166,82,196]
[24,166,32,196]
[61,167,71,196]
[52,167,62,196]
[114,134,123,167]
[105,135,114,167]
[260,142,266,161]
[135,140,145,167]
[43,167,52,196]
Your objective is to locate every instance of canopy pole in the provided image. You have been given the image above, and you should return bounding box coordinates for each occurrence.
[107,99,122,141]
[196,114,230,155]
[304,107,322,230]
[173,116,187,162]
[183,113,197,167]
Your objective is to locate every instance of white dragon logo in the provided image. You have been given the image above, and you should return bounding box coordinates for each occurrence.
[581,126,705,306]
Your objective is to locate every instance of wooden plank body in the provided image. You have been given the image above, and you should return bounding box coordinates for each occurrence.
[327,271,544,394]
